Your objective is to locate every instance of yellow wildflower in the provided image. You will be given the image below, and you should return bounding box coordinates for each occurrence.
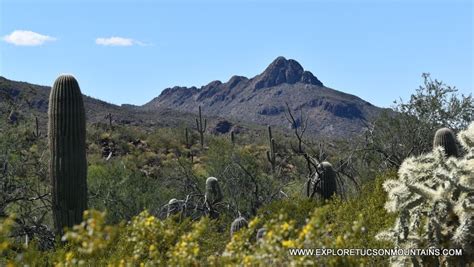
[65,252,74,262]
[248,218,259,228]
[266,230,274,239]
[145,216,155,227]
[282,240,296,248]
[299,224,311,238]
[243,255,253,265]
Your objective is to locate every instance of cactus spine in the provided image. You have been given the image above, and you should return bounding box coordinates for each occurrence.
[316,161,337,200]
[230,216,248,237]
[266,126,277,171]
[433,127,458,157]
[195,106,207,148]
[48,74,87,234]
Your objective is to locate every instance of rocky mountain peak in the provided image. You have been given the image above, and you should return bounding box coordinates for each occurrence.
[253,56,323,89]
[227,75,248,89]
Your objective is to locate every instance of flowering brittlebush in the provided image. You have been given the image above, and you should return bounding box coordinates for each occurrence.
[58,210,118,265]
[168,218,208,266]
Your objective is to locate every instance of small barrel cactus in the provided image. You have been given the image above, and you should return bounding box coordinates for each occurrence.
[256,227,266,240]
[167,198,183,217]
[48,74,87,234]
[205,177,223,206]
[230,216,248,237]
[316,161,337,200]
[433,127,459,157]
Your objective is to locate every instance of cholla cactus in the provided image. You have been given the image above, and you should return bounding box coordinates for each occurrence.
[377,122,474,266]
[433,127,459,157]
[230,216,248,237]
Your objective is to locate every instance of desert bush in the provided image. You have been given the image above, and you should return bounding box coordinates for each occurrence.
[87,161,165,223]
[0,120,52,248]
[364,74,473,170]
[0,169,399,266]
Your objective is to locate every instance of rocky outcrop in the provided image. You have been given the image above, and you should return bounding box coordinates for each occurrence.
[0,56,384,138]
[253,57,323,90]
[141,56,382,137]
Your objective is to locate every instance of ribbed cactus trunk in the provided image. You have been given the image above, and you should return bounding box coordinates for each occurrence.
[230,216,248,237]
[48,74,87,235]
[205,177,223,218]
[433,127,459,157]
[317,161,337,200]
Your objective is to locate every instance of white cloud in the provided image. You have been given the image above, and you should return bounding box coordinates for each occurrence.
[95,36,147,46]
[2,30,56,46]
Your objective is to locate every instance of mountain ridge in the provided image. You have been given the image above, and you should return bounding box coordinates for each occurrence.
[1,57,385,138]
[142,56,382,137]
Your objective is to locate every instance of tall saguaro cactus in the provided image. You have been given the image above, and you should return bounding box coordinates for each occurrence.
[33,116,41,138]
[230,130,235,146]
[48,74,87,235]
[266,126,277,171]
[105,112,113,129]
[195,106,207,148]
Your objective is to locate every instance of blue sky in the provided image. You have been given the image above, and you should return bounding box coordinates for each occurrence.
[0,0,472,108]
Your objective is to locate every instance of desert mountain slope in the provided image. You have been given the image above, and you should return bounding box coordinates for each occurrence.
[142,56,383,137]
[1,57,385,137]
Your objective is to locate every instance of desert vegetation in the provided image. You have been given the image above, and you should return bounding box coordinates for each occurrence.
[0,73,473,266]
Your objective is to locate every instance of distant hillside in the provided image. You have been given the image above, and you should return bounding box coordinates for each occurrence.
[142,56,384,137]
[0,76,124,121]
[1,57,387,138]
[0,77,194,129]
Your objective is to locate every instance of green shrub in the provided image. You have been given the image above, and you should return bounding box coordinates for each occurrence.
[0,170,399,266]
